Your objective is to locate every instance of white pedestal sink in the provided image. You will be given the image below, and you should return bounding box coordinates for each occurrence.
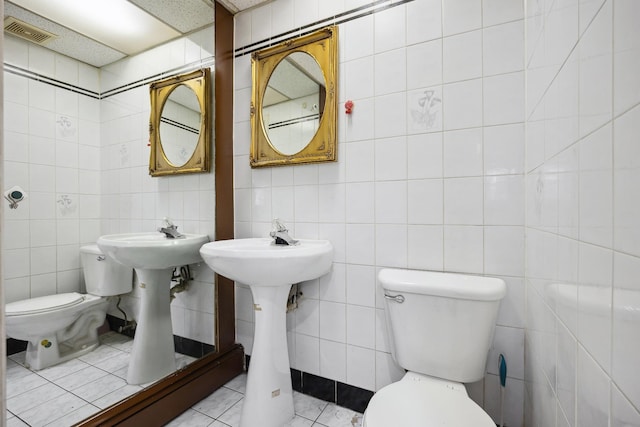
[199,238,333,427]
[97,232,209,385]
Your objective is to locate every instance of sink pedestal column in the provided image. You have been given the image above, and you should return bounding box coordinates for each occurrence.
[127,268,176,385]
[241,284,294,427]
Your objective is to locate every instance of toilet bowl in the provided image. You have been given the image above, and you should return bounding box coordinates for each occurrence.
[363,268,506,426]
[5,245,132,370]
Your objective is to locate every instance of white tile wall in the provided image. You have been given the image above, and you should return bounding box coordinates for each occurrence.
[3,25,217,346]
[234,0,526,425]
[524,0,640,426]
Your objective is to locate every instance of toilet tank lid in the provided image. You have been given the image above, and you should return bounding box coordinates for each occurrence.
[378,269,506,301]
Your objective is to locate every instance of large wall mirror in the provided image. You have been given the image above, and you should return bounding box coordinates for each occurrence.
[250,26,338,168]
[149,69,211,176]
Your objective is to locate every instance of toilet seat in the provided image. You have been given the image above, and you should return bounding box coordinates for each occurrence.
[6,292,85,316]
[363,374,495,427]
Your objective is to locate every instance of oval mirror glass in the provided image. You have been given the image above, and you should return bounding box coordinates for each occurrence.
[160,84,202,167]
[262,52,325,155]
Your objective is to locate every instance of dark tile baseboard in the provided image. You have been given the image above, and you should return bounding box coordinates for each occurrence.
[6,338,27,356]
[246,355,374,414]
[106,314,215,359]
[4,315,215,360]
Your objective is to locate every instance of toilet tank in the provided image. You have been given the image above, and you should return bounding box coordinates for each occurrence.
[80,245,133,296]
[379,268,506,383]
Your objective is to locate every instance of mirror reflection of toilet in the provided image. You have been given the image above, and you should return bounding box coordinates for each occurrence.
[5,245,132,370]
[362,268,506,427]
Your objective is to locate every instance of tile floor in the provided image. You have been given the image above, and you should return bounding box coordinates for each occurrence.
[5,332,363,427]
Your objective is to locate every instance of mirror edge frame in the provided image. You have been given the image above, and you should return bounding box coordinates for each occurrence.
[250,26,338,168]
[149,68,211,177]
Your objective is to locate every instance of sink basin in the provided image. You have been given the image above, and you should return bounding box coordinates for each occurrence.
[97,232,209,385]
[97,232,209,270]
[200,237,333,427]
[199,237,333,286]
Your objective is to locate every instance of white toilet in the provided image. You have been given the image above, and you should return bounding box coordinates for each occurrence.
[363,268,506,427]
[5,244,132,370]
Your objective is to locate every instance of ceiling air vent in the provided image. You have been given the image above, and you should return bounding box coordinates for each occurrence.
[4,17,57,45]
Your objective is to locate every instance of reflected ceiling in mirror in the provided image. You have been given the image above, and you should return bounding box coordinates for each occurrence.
[149,69,211,176]
[160,85,202,167]
[263,52,325,156]
[250,27,338,168]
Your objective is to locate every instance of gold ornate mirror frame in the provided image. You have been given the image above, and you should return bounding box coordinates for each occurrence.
[250,26,338,168]
[149,68,211,176]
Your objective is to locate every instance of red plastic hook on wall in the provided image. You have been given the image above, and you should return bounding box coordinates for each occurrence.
[344,100,354,114]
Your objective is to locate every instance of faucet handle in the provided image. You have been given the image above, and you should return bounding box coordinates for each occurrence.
[271,218,287,232]
[163,217,175,228]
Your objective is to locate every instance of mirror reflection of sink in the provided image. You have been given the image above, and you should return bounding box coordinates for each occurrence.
[97,232,209,385]
[97,232,209,270]
[199,237,333,427]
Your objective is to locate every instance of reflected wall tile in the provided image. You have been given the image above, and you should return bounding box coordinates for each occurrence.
[611,383,640,427]
[407,39,442,90]
[374,136,407,181]
[295,334,320,375]
[577,347,610,427]
[407,179,443,225]
[444,177,483,225]
[374,4,406,54]
[374,181,406,224]
[578,243,612,373]
[443,78,483,130]
[346,345,375,391]
[483,72,525,126]
[544,0,579,71]
[407,225,444,272]
[556,322,576,426]
[484,175,525,225]
[444,128,483,178]
[496,284,523,345]
[442,0,482,36]
[483,0,524,26]
[346,304,375,349]
[579,124,612,247]
[320,340,346,383]
[375,224,407,268]
[345,182,374,224]
[443,30,482,83]
[345,264,375,307]
[484,374,525,427]
[578,0,612,137]
[613,106,640,257]
[407,133,442,179]
[612,252,640,410]
[342,14,374,62]
[374,48,406,96]
[483,21,524,76]
[443,225,483,274]
[319,301,346,343]
[484,226,525,277]
[406,0,442,44]
[613,0,640,115]
[374,92,407,138]
[375,351,404,391]
[345,56,374,100]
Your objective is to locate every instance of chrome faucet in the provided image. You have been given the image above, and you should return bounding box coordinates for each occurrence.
[158,217,185,239]
[270,218,298,246]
